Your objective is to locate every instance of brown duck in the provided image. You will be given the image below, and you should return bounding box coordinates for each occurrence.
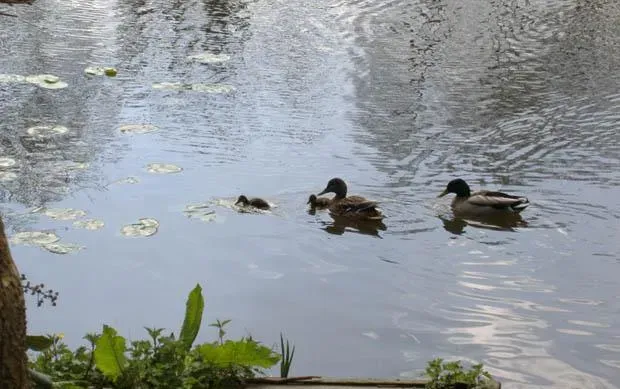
[235,195,270,210]
[316,178,384,220]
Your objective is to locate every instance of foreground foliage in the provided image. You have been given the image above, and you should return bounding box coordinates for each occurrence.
[28,284,281,388]
[425,358,493,389]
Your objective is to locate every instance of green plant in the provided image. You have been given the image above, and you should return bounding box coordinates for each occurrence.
[28,284,281,389]
[279,332,295,378]
[209,319,231,345]
[425,358,492,389]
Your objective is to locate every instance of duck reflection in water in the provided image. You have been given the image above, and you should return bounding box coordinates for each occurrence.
[322,214,387,238]
[439,213,528,235]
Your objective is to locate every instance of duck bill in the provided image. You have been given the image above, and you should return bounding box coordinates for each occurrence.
[317,188,328,196]
[438,189,449,198]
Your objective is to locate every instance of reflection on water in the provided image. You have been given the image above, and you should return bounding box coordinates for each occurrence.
[321,215,387,238]
[1,0,620,388]
[439,214,528,236]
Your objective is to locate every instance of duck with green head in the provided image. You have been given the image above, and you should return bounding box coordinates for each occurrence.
[316,177,384,220]
[235,195,270,210]
[438,178,530,217]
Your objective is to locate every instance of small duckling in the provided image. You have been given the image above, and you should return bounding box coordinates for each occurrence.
[307,194,332,208]
[235,195,270,210]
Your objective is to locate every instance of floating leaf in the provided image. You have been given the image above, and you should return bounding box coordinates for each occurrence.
[0,73,67,89]
[94,325,127,382]
[25,74,68,89]
[26,125,69,137]
[198,339,280,368]
[0,157,17,168]
[118,124,158,134]
[10,231,60,246]
[152,82,235,93]
[85,66,118,77]
[113,177,139,185]
[38,208,87,220]
[59,161,89,171]
[183,203,217,222]
[0,74,26,83]
[26,74,60,84]
[146,163,182,174]
[187,52,231,63]
[42,242,83,255]
[0,172,17,182]
[104,67,117,77]
[152,82,184,90]
[73,219,104,230]
[84,67,103,76]
[179,284,204,351]
[190,83,235,93]
[121,218,159,237]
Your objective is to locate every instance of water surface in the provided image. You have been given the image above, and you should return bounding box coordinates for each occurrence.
[1,0,619,387]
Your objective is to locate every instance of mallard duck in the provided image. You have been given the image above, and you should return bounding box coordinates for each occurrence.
[307,194,332,208]
[235,195,270,210]
[317,178,384,220]
[438,178,530,216]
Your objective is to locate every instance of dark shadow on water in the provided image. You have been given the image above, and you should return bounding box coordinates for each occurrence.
[439,213,528,235]
[320,214,388,238]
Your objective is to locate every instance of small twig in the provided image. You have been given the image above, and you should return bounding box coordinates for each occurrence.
[0,10,17,16]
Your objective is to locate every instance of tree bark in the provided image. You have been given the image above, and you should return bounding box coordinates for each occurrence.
[0,216,28,389]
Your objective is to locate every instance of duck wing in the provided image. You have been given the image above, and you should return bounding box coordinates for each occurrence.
[331,196,384,219]
[468,190,530,211]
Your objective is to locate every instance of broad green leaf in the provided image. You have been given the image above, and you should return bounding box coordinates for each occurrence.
[198,339,280,368]
[179,284,204,351]
[94,325,127,381]
[26,335,53,351]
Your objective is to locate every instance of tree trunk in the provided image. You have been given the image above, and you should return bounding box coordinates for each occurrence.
[0,216,28,389]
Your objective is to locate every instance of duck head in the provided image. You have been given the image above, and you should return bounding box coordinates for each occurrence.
[438,178,471,198]
[317,177,347,199]
[235,195,249,206]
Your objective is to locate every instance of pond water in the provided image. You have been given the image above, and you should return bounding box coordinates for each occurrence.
[1,0,619,387]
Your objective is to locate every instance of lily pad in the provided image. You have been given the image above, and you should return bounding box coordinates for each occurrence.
[26,125,69,138]
[0,171,17,182]
[0,157,17,168]
[10,231,60,246]
[42,242,83,255]
[187,52,231,63]
[113,176,140,185]
[0,74,26,83]
[183,203,217,222]
[146,163,182,174]
[60,161,89,171]
[190,83,235,93]
[37,208,87,221]
[104,67,117,77]
[118,124,158,134]
[152,82,184,90]
[121,218,159,237]
[152,82,235,94]
[0,73,67,89]
[84,66,118,77]
[73,219,104,230]
[25,74,68,89]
